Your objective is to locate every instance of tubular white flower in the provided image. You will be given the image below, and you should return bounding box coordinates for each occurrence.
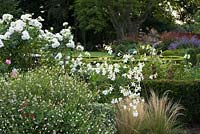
[55,52,62,60]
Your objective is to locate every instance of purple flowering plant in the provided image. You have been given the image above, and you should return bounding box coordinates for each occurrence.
[168,36,200,50]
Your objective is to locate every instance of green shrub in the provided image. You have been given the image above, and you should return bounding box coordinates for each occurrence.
[155,40,172,51]
[141,80,200,123]
[162,49,187,56]
[112,40,137,55]
[186,48,200,65]
[196,53,200,65]
[0,68,116,134]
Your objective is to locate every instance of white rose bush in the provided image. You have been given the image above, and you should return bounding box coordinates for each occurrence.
[0,13,75,71]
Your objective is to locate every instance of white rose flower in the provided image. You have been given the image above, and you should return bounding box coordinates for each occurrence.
[11,20,26,33]
[0,35,5,40]
[52,41,60,48]
[0,39,4,48]
[55,33,63,41]
[76,45,84,51]
[37,16,44,21]
[51,38,60,48]
[21,30,30,40]
[28,19,42,29]
[2,14,13,22]
[66,40,75,48]
[21,14,32,21]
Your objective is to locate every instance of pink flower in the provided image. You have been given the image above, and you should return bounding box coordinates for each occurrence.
[5,59,11,65]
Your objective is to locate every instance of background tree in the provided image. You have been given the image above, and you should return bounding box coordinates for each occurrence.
[0,0,21,17]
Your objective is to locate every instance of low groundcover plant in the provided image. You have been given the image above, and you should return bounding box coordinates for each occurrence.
[0,67,116,134]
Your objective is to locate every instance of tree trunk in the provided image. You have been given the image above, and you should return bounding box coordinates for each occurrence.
[127,19,139,37]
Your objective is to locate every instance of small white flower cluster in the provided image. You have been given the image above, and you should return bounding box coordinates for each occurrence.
[140,44,157,56]
[184,54,190,60]
[104,45,113,55]
[69,52,145,117]
[123,54,133,63]
[149,73,158,79]
[102,86,114,95]
[70,54,83,73]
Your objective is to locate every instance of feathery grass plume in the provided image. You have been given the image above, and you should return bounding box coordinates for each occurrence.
[115,97,146,134]
[144,90,184,134]
[115,91,185,134]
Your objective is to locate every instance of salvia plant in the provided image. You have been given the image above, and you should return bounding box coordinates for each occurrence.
[168,36,200,50]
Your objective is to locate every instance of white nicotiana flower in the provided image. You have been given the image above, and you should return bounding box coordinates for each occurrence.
[111,98,118,104]
[117,52,121,56]
[55,52,62,60]
[184,54,190,60]
[102,86,114,95]
[123,54,131,63]
[149,73,158,79]
[76,45,84,51]
[84,51,91,57]
[0,39,4,48]
[21,30,30,40]
[104,45,113,55]
[2,14,13,22]
[59,61,64,65]
[102,68,107,75]
[102,90,109,95]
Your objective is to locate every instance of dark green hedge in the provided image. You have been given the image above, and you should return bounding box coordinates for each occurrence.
[141,80,200,123]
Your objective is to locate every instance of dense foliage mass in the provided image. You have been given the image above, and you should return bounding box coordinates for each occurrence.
[0,68,116,134]
[1,0,200,48]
